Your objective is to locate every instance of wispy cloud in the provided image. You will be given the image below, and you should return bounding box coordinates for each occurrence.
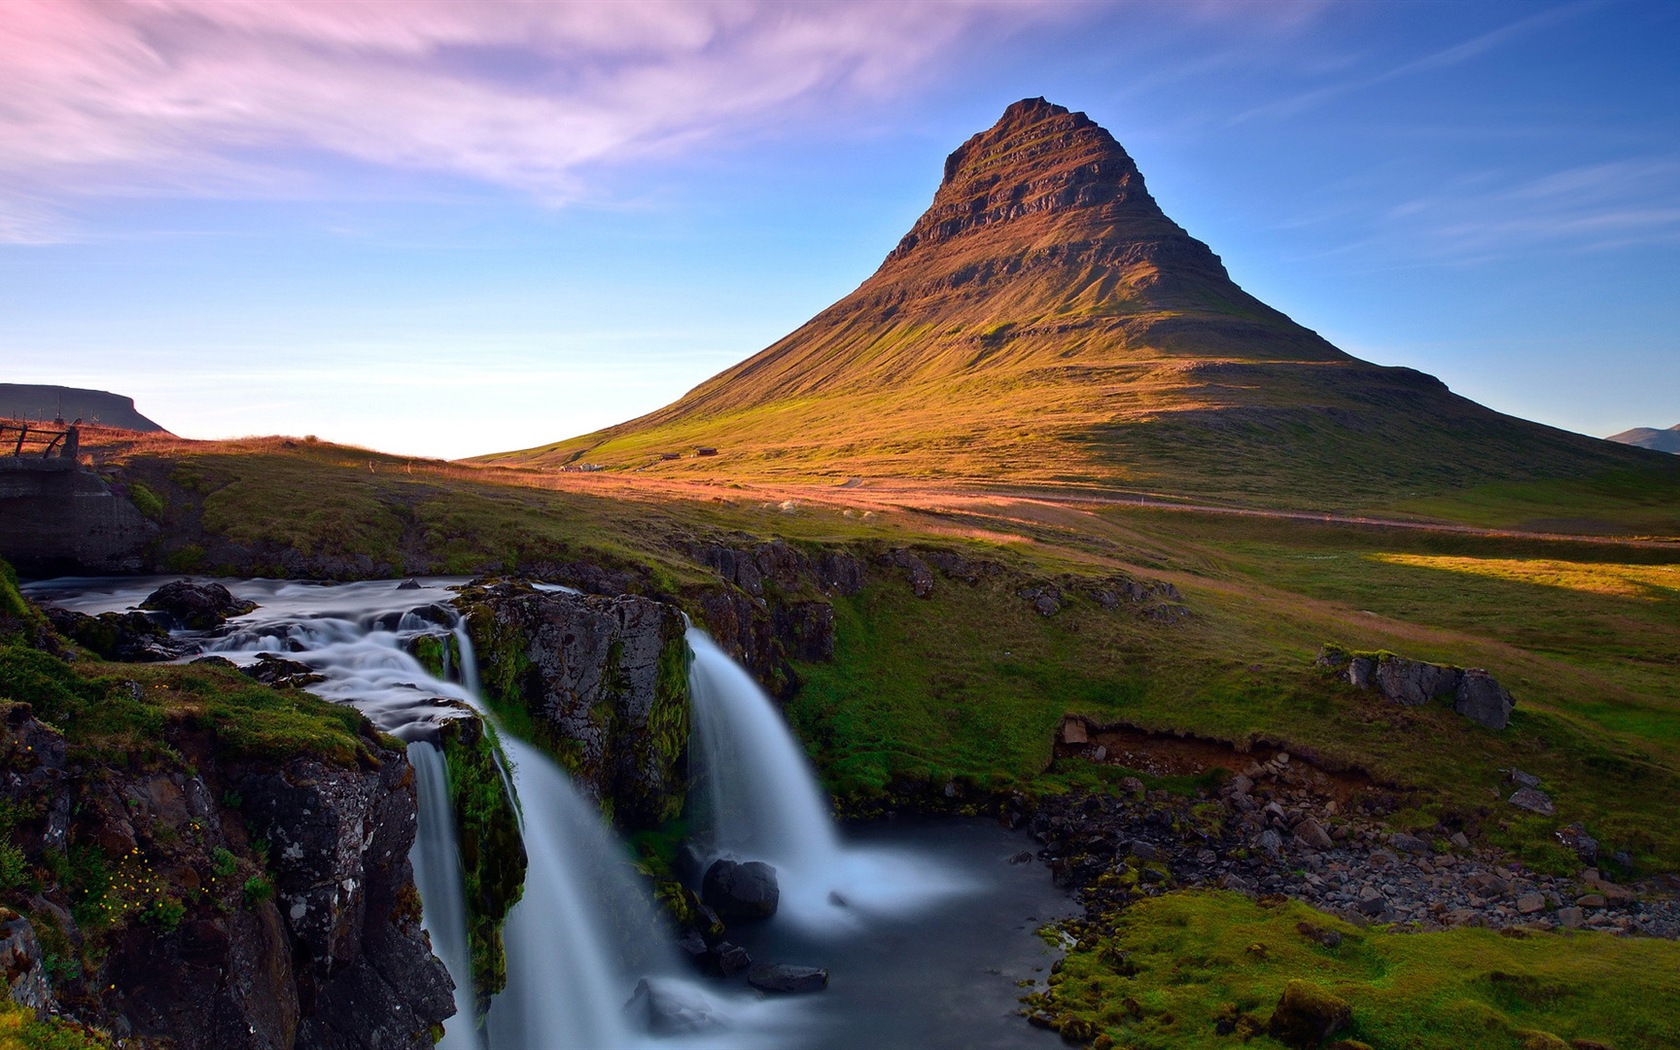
[1227,3,1591,126]
[0,0,1082,239]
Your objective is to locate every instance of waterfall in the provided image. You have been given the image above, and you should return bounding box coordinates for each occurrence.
[408,741,484,1050]
[686,628,972,931]
[687,628,841,872]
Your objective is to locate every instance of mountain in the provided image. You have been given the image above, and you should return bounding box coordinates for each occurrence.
[485,98,1671,507]
[1608,425,1680,454]
[0,383,166,432]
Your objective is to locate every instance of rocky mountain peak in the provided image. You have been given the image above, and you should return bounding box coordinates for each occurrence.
[885,96,1168,265]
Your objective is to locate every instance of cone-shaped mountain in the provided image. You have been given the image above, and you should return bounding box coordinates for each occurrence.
[488,99,1669,507]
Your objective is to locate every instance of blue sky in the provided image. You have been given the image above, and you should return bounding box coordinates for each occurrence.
[2,0,1676,459]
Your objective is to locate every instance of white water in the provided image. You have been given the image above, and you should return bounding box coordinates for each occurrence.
[409,741,484,1050]
[686,628,973,931]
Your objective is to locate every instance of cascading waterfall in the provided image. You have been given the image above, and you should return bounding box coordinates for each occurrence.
[686,627,972,930]
[24,577,1020,1050]
[408,740,484,1050]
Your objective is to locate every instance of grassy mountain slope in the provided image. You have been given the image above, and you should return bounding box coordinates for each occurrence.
[484,98,1675,510]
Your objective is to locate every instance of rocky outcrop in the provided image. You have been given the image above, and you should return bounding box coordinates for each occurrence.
[1317,645,1515,730]
[43,606,187,662]
[141,579,257,630]
[700,859,779,922]
[0,693,452,1049]
[460,579,689,828]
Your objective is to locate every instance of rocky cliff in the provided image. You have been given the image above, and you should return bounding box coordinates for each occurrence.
[460,580,690,829]
[0,569,453,1048]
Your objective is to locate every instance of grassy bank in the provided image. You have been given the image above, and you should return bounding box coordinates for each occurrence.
[1035,890,1680,1049]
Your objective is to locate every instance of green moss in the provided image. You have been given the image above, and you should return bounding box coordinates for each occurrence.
[0,997,108,1049]
[127,481,165,522]
[1034,890,1680,1050]
[436,716,526,1009]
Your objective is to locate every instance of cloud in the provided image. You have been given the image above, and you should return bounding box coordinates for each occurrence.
[0,0,1077,227]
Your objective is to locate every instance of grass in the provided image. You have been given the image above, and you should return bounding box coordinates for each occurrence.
[1036,890,1680,1049]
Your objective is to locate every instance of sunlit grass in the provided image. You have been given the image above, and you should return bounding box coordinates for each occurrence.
[1370,553,1680,599]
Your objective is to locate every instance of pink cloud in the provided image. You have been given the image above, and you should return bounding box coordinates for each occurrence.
[0,0,1078,213]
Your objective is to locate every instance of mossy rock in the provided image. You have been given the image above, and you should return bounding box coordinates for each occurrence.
[1268,980,1352,1049]
[437,715,527,1008]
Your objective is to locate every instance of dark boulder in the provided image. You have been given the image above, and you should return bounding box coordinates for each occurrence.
[240,652,325,689]
[140,580,256,630]
[1454,669,1515,730]
[43,606,186,662]
[1267,980,1351,1048]
[1374,656,1460,707]
[747,963,829,994]
[701,859,780,922]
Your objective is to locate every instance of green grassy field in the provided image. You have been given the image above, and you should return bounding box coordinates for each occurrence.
[1035,890,1680,1050]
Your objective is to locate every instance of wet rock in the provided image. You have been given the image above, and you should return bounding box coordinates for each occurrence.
[1508,787,1556,816]
[140,580,256,630]
[1267,980,1351,1049]
[714,942,753,978]
[747,963,829,994]
[1454,669,1515,730]
[240,652,325,689]
[1007,851,1033,865]
[625,977,716,1035]
[396,578,422,590]
[43,606,186,662]
[701,859,780,922]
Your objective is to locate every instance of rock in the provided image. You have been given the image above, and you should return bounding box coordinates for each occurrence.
[747,964,829,994]
[0,910,54,1018]
[1346,656,1377,691]
[1267,980,1351,1049]
[624,977,716,1035]
[1295,922,1342,949]
[883,549,936,598]
[1007,851,1033,865]
[1389,832,1431,856]
[1506,768,1542,789]
[43,606,186,662]
[714,942,753,978]
[1575,893,1606,908]
[1017,584,1062,616]
[140,580,256,630]
[1374,656,1461,707]
[1294,819,1334,852]
[1221,873,1254,893]
[1516,892,1546,915]
[1555,907,1585,929]
[459,580,690,828]
[1508,787,1556,816]
[1450,832,1471,850]
[1555,823,1598,863]
[1454,669,1515,729]
[1059,718,1088,745]
[240,652,325,689]
[701,859,780,921]
[396,578,422,590]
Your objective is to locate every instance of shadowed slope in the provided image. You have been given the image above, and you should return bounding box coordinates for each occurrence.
[487,99,1674,509]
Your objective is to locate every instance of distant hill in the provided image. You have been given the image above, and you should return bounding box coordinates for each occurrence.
[1608,425,1680,454]
[0,384,166,432]
[484,98,1674,508]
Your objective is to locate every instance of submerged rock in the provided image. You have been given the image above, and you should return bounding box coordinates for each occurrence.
[625,977,717,1035]
[701,859,780,921]
[747,963,829,994]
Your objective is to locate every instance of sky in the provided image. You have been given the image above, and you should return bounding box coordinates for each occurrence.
[1,0,1676,460]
